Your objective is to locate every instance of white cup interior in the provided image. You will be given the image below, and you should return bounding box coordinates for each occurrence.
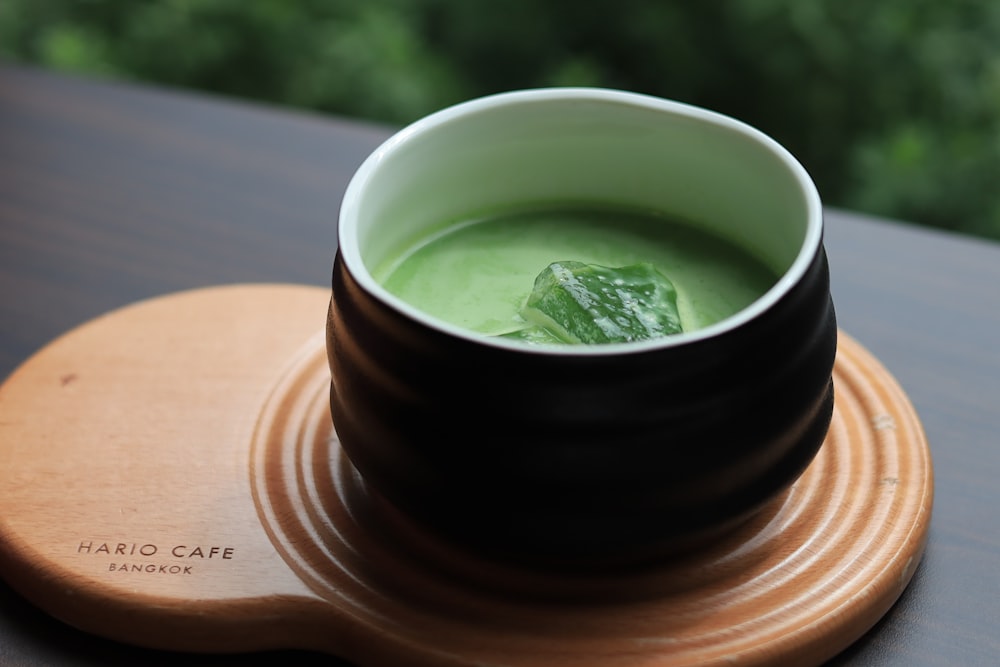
[338,88,822,349]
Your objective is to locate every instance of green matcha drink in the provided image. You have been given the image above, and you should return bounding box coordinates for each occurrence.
[375,205,777,344]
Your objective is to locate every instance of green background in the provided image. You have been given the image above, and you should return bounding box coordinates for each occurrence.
[3,0,999,241]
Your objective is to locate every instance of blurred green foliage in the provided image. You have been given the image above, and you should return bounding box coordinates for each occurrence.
[2,0,999,240]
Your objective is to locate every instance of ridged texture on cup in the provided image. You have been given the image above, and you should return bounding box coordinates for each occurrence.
[327,243,837,568]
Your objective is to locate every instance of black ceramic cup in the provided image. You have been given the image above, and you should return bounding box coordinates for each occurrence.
[327,88,837,568]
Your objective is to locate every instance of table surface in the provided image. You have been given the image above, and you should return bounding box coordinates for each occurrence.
[1,65,998,666]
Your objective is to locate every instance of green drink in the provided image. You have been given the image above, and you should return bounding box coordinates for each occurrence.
[375,205,777,343]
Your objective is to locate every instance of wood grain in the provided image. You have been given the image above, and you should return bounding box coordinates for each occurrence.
[1,65,999,665]
[0,285,931,666]
[0,65,385,379]
[0,286,331,652]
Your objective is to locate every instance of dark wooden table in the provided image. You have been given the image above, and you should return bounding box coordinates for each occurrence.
[1,65,998,666]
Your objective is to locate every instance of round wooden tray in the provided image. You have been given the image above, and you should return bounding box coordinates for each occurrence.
[0,284,933,666]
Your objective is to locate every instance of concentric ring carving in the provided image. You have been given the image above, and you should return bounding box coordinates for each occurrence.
[250,331,932,666]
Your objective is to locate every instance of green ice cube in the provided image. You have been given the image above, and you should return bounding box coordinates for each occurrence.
[521,261,683,344]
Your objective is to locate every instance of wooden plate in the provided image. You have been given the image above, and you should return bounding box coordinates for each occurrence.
[0,284,933,666]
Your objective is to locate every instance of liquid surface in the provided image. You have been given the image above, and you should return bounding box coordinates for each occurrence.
[376,207,778,338]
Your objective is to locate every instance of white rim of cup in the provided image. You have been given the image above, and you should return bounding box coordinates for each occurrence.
[337,88,824,356]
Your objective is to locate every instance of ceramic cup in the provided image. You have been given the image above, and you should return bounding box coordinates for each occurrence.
[327,88,837,568]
